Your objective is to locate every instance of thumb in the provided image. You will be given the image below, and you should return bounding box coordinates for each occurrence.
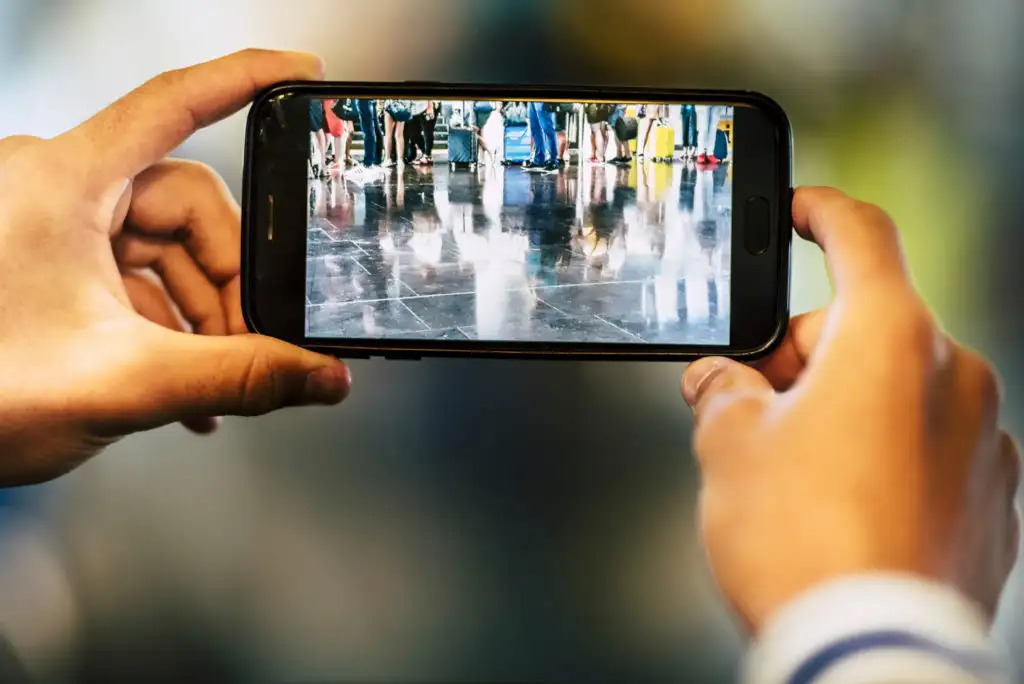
[127,332,351,428]
[682,357,774,424]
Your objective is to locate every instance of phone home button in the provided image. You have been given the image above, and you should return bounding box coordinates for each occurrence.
[743,196,771,255]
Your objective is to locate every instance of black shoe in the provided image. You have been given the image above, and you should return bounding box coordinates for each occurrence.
[523,161,542,169]
[543,161,560,171]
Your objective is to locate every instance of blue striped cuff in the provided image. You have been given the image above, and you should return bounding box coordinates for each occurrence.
[788,629,1004,684]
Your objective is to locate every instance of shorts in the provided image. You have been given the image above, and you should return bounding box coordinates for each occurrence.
[387,106,412,123]
[309,100,326,133]
[475,110,493,130]
[554,111,568,132]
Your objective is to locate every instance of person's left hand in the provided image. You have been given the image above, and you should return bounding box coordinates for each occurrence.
[0,49,351,486]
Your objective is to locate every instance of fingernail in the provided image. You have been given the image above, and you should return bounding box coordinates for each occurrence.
[304,364,350,404]
[683,358,724,407]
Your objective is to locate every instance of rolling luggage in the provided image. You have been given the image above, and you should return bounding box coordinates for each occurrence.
[714,128,730,162]
[614,115,639,142]
[502,123,531,165]
[653,124,675,162]
[447,127,477,170]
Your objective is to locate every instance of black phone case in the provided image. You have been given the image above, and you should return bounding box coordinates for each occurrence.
[242,82,793,362]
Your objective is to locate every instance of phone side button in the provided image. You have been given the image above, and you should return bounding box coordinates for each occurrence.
[743,196,771,255]
[381,353,422,361]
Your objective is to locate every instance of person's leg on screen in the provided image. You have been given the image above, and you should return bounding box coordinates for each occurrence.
[538,106,558,170]
[404,115,420,163]
[382,110,396,168]
[527,102,547,167]
[342,120,354,164]
[421,108,436,164]
[696,105,724,165]
[395,120,406,166]
[589,121,606,163]
[356,99,378,168]
[679,105,693,159]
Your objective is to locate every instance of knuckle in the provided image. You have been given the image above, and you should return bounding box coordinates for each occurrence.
[962,350,1003,408]
[235,339,279,416]
[850,199,896,228]
[239,47,273,62]
[882,296,938,356]
[0,134,44,159]
[180,159,223,186]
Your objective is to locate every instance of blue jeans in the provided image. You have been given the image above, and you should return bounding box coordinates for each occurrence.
[680,105,697,148]
[528,102,558,165]
[355,99,379,166]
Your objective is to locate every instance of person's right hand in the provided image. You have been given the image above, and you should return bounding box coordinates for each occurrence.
[682,187,1021,635]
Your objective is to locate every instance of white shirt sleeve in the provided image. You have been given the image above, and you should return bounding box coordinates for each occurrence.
[742,574,1010,684]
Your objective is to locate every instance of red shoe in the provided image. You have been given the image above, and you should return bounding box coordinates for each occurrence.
[696,153,708,164]
[707,155,720,165]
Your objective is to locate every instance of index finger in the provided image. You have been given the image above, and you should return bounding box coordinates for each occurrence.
[793,187,912,298]
[65,49,325,180]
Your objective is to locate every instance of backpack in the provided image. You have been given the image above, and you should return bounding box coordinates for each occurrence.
[585,103,616,123]
[332,99,358,122]
[502,101,529,125]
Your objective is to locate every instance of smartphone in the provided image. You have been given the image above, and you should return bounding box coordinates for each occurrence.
[242,82,792,361]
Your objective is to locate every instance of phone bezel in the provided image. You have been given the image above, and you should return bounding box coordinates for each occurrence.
[242,82,793,361]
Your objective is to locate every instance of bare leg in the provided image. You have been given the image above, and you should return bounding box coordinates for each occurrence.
[310,133,322,172]
[316,130,328,168]
[641,119,655,157]
[396,121,406,165]
[383,114,395,166]
[342,121,354,162]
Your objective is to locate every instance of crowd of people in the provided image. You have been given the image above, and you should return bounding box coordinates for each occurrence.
[309,99,733,179]
[309,141,731,303]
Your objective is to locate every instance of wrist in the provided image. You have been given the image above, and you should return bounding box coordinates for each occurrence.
[743,573,1001,684]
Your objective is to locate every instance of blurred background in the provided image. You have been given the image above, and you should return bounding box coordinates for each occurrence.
[0,0,1022,682]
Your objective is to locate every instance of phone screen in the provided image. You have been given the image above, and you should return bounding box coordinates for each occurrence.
[305,98,733,346]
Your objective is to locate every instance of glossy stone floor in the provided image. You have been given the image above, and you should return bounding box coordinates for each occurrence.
[306,160,732,345]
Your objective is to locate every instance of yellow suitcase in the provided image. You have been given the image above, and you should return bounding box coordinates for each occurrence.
[653,125,675,162]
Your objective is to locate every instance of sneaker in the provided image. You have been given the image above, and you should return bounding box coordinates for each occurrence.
[696,153,708,165]
[543,161,560,171]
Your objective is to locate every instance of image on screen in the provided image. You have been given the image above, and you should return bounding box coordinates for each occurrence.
[305,98,733,345]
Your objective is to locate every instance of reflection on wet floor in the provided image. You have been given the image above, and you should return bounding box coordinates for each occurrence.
[307,161,732,345]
